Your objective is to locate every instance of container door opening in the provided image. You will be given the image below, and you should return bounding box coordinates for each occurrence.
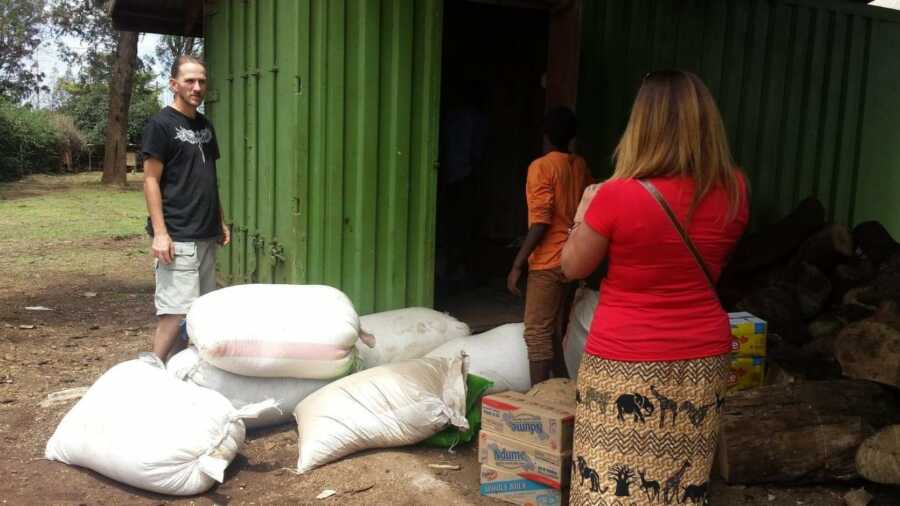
[434,0,550,330]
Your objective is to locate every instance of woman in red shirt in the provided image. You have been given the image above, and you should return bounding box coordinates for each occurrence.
[561,70,749,505]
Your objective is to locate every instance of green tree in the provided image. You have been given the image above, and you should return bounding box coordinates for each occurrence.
[49,0,139,186]
[0,0,47,102]
[155,35,203,75]
[55,65,161,148]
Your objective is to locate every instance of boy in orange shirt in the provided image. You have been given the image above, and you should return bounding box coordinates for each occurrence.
[507,107,592,384]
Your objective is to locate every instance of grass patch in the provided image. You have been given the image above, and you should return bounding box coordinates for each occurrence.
[0,172,146,242]
[0,172,150,274]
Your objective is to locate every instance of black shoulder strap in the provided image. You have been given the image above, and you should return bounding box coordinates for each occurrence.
[637,179,719,300]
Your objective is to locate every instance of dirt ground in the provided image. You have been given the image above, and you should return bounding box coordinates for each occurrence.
[0,174,887,505]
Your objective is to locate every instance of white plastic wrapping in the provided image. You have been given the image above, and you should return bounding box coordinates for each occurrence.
[563,287,599,378]
[168,347,330,429]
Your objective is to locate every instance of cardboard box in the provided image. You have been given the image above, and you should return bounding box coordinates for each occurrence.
[727,356,765,393]
[478,430,571,489]
[729,311,767,357]
[481,391,575,453]
[480,464,568,506]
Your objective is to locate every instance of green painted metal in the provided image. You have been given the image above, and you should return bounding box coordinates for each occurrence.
[204,0,443,313]
[578,0,900,235]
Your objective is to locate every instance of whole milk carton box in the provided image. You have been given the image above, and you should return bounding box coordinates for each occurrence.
[728,311,767,357]
[478,430,571,489]
[727,356,765,393]
[481,391,575,453]
[480,464,568,506]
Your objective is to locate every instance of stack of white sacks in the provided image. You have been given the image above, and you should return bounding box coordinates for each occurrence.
[45,283,534,495]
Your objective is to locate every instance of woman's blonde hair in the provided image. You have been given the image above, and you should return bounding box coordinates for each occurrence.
[612,69,743,222]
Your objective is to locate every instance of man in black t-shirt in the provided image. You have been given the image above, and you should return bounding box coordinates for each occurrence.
[142,55,230,361]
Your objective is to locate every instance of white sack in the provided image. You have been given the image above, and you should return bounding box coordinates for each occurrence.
[563,287,599,378]
[45,354,273,496]
[187,284,360,379]
[168,347,329,429]
[294,356,468,473]
[356,307,470,369]
[425,323,530,394]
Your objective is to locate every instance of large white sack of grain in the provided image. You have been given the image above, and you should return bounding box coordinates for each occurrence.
[187,284,361,379]
[45,354,275,496]
[168,347,330,429]
[563,287,599,378]
[356,307,471,369]
[294,356,468,473]
[425,323,530,394]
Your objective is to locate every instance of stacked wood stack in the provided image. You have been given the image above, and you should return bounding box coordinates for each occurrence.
[715,197,900,489]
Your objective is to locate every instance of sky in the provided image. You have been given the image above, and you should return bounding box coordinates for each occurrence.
[31,32,168,107]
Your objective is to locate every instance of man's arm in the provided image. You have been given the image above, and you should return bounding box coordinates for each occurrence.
[143,156,174,264]
[506,223,550,296]
[218,205,230,246]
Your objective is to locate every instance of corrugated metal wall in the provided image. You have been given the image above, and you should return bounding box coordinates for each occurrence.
[204,0,443,314]
[578,0,900,231]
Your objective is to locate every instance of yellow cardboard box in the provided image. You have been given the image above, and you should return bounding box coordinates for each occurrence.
[481,391,575,453]
[729,311,767,357]
[727,356,765,393]
[478,430,571,490]
[480,464,568,506]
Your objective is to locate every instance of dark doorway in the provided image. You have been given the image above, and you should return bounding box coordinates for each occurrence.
[434,0,550,330]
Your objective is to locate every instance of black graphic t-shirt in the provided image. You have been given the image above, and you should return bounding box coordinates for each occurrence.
[142,106,222,241]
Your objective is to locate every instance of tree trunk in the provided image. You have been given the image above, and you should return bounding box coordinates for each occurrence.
[101,30,139,186]
[717,380,900,485]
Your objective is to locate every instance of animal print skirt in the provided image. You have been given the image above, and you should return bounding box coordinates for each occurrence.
[571,353,729,506]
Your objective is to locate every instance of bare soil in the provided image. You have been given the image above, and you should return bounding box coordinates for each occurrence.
[0,174,887,505]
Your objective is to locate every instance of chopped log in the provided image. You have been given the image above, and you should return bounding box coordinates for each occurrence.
[831,258,876,304]
[792,224,854,273]
[717,380,900,485]
[833,320,900,389]
[725,197,826,276]
[794,262,832,319]
[856,425,900,485]
[768,342,842,381]
[736,283,807,344]
[853,221,899,267]
[807,313,846,342]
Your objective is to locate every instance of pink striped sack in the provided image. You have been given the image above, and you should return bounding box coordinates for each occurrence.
[187,284,361,380]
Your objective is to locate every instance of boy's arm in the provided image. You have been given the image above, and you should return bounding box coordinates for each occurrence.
[507,224,550,296]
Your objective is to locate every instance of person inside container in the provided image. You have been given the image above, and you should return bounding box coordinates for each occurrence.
[561,70,749,505]
[507,106,593,385]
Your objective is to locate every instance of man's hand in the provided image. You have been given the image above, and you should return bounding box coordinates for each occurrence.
[574,183,601,224]
[507,265,524,296]
[220,222,231,246]
[152,233,175,264]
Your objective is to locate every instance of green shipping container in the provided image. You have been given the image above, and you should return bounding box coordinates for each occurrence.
[578,0,900,233]
[204,0,443,314]
[201,0,900,313]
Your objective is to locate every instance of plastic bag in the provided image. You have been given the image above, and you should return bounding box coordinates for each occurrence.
[426,323,530,394]
[45,354,274,495]
[294,356,468,473]
[357,307,470,369]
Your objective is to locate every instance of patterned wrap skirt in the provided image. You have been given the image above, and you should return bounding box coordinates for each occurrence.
[571,353,729,506]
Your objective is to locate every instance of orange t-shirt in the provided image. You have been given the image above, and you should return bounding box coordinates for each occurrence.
[525,151,593,270]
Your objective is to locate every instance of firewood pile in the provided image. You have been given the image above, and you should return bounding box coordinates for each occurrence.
[714,197,900,489]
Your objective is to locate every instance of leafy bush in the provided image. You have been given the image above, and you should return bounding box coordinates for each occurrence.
[0,100,87,181]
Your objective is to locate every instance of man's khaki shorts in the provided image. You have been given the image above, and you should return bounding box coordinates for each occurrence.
[154,239,217,316]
